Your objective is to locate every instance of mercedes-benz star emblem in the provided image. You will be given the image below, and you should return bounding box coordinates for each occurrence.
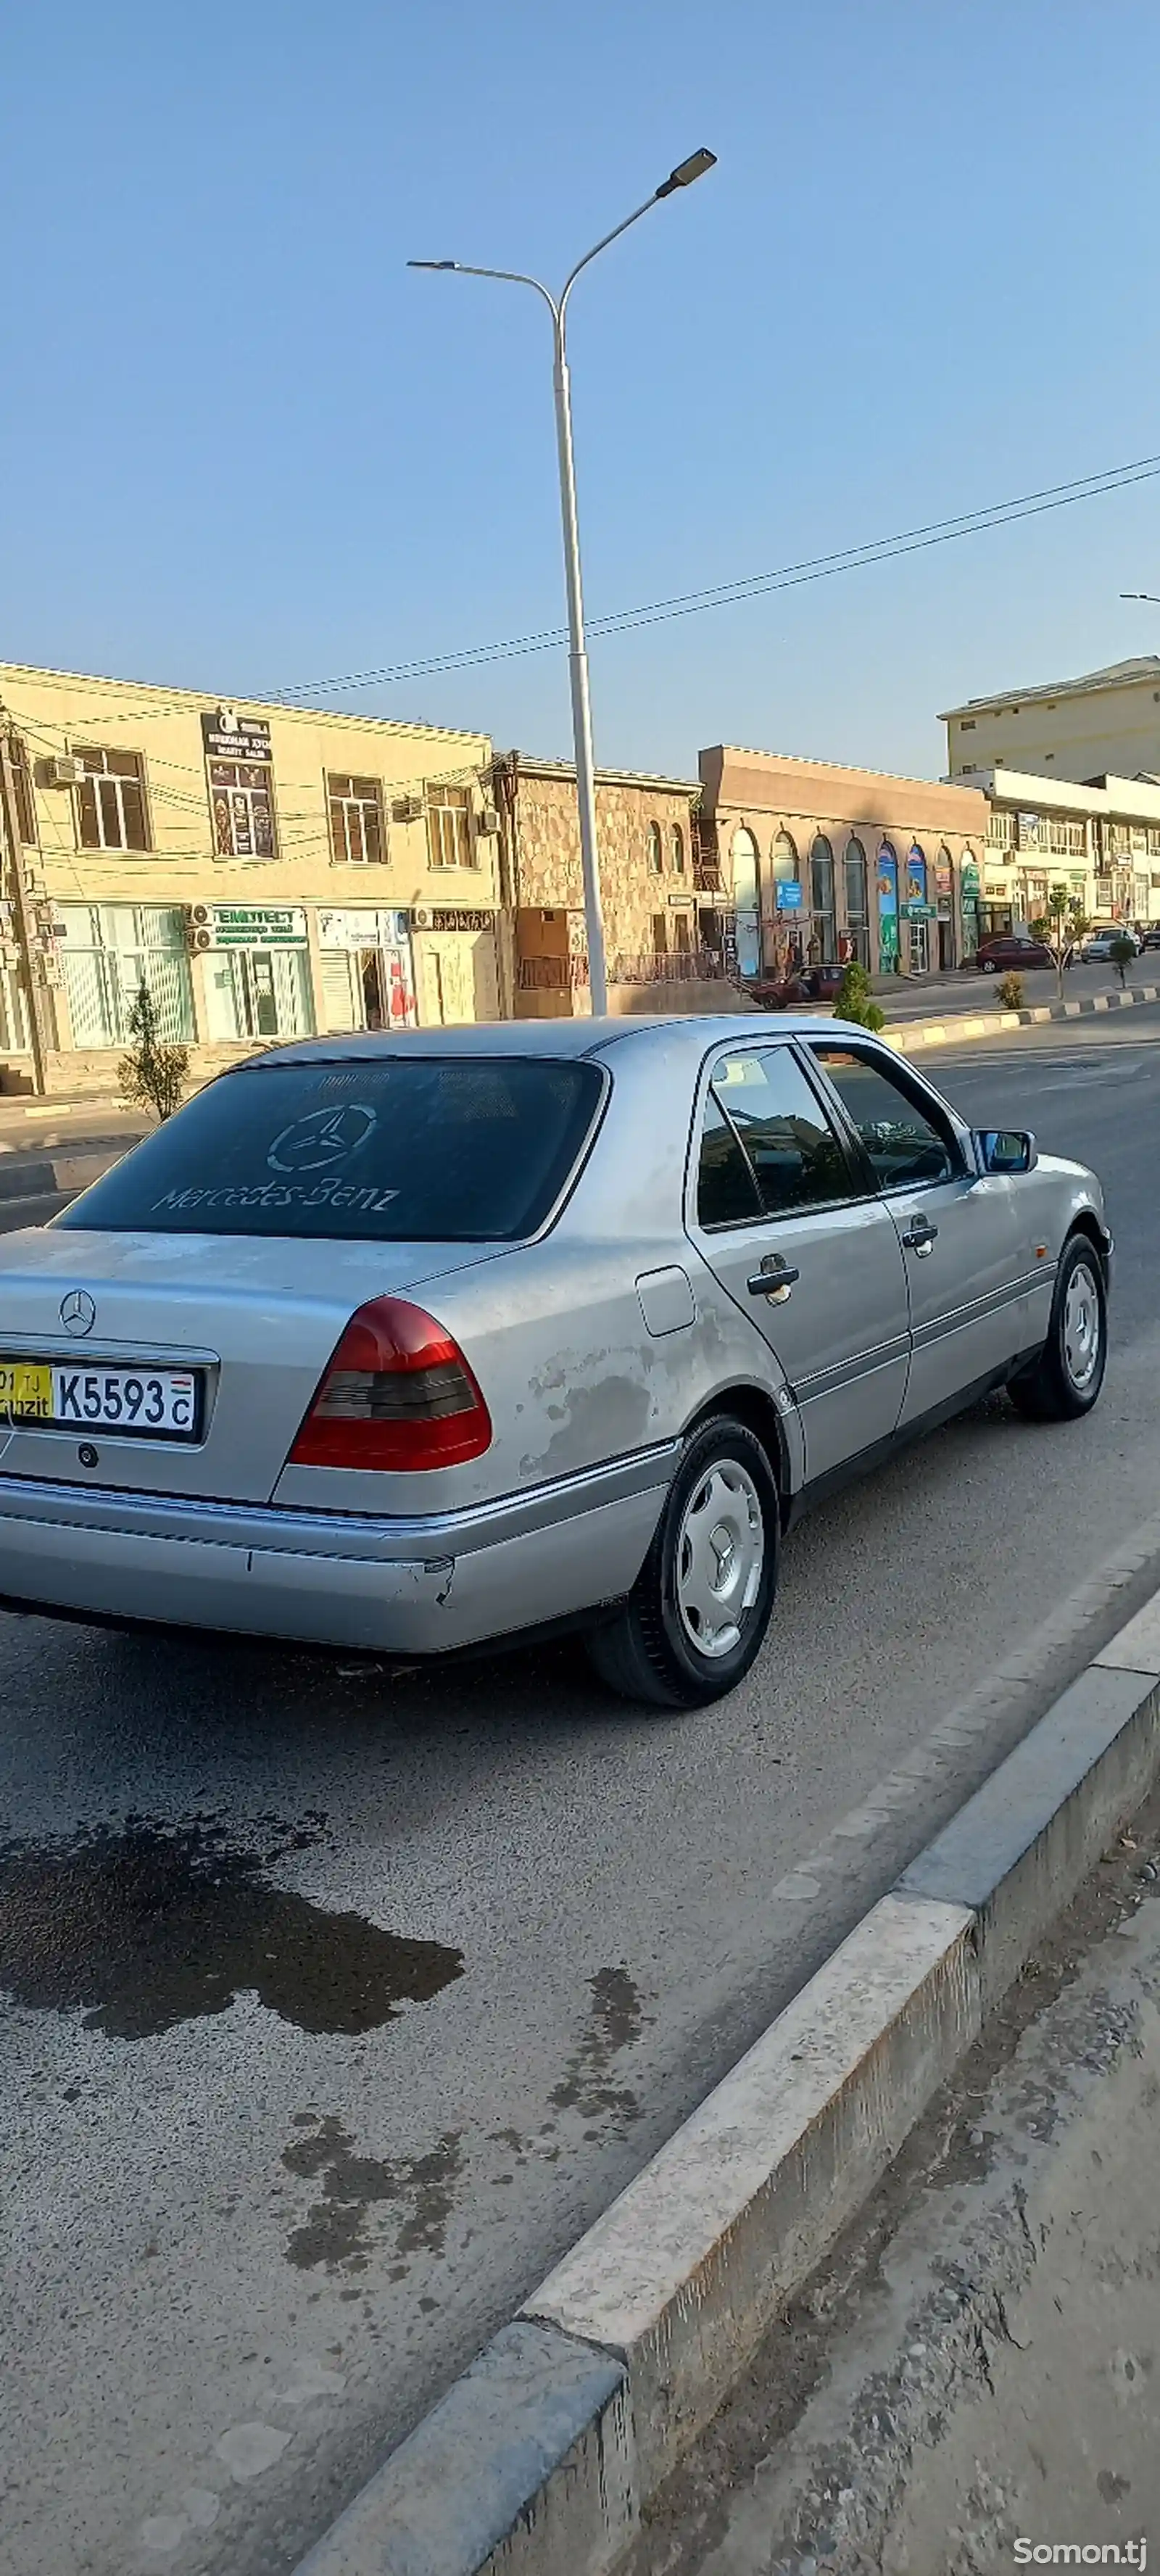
[60,1290,96,1337]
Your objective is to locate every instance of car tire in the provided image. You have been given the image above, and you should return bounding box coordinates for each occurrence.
[584,1417,780,1710]
[1008,1233,1107,1424]
[982,958,998,973]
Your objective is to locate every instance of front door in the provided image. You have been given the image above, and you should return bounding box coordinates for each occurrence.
[689,1041,911,1483]
[808,1040,1026,1426]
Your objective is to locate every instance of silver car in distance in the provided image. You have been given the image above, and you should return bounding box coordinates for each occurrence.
[0,1017,1111,1709]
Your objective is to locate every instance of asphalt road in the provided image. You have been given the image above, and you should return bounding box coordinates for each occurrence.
[7,1010,1160,2576]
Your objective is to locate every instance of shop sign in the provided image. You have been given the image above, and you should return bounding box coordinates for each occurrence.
[935,861,952,895]
[903,899,936,919]
[318,908,410,951]
[774,881,803,911]
[428,907,494,932]
[207,904,307,947]
[200,708,273,763]
[961,861,981,898]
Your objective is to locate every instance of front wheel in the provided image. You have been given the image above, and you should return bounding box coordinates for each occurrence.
[981,958,998,973]
[584,1417,780,1709]
[1008,1234,1107,1422]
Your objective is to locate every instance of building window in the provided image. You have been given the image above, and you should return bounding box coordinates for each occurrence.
[844,837,869,965]
[961,718,977,732]
[651,912,668,956]
[427,784,474,870]
[76,747,150,853]
[647,822,663,875]
[671,824,685,874]
[7,735,37,845]
[731,826,761,976]
[674,911,692,953]
[57,904,193,1050]
[208,759,276,859]
[328,774,385,866]
[809,832,836,961]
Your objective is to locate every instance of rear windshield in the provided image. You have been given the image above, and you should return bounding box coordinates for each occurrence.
[57,1057,605,1242]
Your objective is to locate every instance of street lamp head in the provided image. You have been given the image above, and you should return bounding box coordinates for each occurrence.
[655,146,717,199]
[407,259,460,271]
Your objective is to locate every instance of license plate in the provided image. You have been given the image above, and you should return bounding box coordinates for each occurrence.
[0,1359,201,1438]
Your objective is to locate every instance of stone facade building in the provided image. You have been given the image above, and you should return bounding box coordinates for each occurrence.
[697,746,990,980]
[492,753,713,1015]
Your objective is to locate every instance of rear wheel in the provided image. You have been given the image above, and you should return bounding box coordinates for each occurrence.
[1008,1233,1107,1423]
[584,1417,780,1710]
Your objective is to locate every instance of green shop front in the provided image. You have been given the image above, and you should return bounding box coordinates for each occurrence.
[192,905,315,1045]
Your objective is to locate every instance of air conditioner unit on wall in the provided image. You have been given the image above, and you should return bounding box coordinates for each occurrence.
[476,807,500,837]
[42,755,85,789]
[412,905,434,930]
[392,794,423,824]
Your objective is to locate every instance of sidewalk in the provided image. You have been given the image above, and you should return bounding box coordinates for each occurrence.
[629,1799,1160,2576]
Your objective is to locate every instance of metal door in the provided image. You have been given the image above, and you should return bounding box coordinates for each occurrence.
[689,1042,911,1482]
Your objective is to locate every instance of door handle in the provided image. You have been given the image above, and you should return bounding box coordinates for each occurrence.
[747,1256,800,1301]
[900,1217,939,1256]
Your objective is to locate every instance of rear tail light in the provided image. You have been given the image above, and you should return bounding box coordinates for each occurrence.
[290,1296,492,1473]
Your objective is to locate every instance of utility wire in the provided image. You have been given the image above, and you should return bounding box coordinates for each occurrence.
[265,450,1160,703]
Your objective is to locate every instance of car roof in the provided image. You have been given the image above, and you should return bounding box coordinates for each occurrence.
[239,1013,847,1072]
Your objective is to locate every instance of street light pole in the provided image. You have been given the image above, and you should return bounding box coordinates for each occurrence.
[410,149,716,1017]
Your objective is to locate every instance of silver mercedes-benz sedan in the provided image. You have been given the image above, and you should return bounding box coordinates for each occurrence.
[0,1016,1111,1708]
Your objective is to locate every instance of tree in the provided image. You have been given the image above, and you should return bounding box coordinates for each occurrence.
[834,959,885,1032]
[118,981,189,1123]
[1110,934,1136,989]
[1030,882,1090,1000]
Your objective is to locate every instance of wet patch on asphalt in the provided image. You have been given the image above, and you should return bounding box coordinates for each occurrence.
[0,1814,464,2040]
[549,1965,652,2136]
[281,2115,464,2273]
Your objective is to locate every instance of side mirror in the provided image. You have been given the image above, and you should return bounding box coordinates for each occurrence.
[976,1128,1037,1175]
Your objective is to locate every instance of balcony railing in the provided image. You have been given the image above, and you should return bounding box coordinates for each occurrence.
[608,946,733,987]
[516,954,590,989]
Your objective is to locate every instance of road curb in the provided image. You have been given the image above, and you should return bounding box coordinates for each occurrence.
[884,977,1160,1055]
[291,1586,1160,2576]
[0,1143,127,1209]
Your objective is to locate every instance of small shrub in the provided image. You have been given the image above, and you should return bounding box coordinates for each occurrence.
[118,982,189,1123]
[834,960,886,1032]
[997,972,1026,1011]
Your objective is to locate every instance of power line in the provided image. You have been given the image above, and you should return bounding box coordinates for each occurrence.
[265,450,1160,702]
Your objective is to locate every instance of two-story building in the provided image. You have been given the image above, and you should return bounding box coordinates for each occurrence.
[0,660,499,1092]
[491,751,713,1014]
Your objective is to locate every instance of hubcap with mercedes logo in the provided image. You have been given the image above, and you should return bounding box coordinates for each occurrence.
[60,1291,96,1338]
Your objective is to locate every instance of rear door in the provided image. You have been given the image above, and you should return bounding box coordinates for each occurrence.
[807,1040,1025,1426]
[687,1040,911,1482]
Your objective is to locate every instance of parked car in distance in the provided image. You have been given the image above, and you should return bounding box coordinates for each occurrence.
[1082,927,1143,961]
[0,1018,1112,1712]
[1141,924,1160,952]
[974,935,1055,974]
[752,962,845,1010]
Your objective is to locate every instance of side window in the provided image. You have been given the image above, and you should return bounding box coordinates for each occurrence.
[706,1048,858,1219]
[697,1093,761,1227]
[810,1045,958,1188]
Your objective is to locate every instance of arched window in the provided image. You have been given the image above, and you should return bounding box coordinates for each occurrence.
[877,841,900,972]
[907,842,930,974]
[730,825,761,976]
[671,824,685,875]
[810,832,836,961]
[647,821,663,875]
[844,836,869,965]
[771,828,798,880]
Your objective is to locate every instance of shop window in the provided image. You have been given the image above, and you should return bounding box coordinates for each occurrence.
[76,747,150,853]
[427,784,474,870]
[844,837,869,965]
[57,904,193,1050]
[328,774,384,867]
[208,759,276,859]
[810,833,837,960]
[204,945,313,1044]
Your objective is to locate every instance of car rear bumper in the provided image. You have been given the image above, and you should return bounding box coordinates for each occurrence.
[0,1445,679,1654]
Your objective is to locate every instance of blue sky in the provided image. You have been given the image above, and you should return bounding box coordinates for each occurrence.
[4,0,1160,782]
